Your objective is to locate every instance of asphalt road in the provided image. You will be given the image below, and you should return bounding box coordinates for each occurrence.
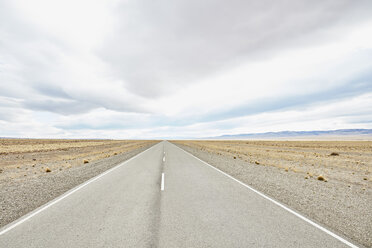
[0,141,357,247]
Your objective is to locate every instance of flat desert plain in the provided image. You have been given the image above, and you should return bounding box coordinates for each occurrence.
[173,140,372,185]
[173,140,372,247]
[0,139,156,180]
[0,139,157,227]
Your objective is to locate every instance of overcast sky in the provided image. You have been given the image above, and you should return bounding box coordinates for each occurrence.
[1,0,372,139]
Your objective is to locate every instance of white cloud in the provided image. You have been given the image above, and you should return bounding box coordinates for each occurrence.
[148,23,372,118]
[143,93,372,139]
[0,0,372,138]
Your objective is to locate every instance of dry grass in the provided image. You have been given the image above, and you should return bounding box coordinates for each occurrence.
[173,140,372,187]
[0,139,157,181]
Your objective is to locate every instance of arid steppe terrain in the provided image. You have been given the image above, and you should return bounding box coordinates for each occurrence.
[174,140,372,185]
[1,139,371,247]
[173,140,372,247]
[0,139,158,227]
[0,139,157,181]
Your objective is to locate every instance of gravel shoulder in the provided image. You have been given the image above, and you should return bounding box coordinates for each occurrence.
[0,142,157,228]
[173,142,372,248]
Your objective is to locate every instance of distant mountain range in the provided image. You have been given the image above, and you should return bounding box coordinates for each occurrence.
[205,129,372,140]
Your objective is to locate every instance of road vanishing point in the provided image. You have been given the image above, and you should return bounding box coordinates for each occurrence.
[0,141,359,247]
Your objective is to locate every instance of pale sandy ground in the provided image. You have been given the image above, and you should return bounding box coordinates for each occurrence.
[0,139,156,181]
[0,139,158,227]
[175,140,372,186]
[173,140,372,247]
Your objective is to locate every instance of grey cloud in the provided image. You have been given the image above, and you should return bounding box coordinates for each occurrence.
[0,3,146,116]
[21,88,149,115]
[1,0,372,129]
[155,69,372,126]
[33,84,72,99]
[99,0,372,97]
[23,99,97,115]
[0,97,23,121]
[0,107,25,122]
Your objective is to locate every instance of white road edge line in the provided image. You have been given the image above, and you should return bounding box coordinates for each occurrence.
[0,143,158,236]
[161,173,165,191]
[163,156,165,162]
[173,143,359,248]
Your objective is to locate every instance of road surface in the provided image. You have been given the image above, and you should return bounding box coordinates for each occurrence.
[0,141,358,247]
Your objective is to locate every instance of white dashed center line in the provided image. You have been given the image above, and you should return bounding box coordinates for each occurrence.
[161,173,165,191]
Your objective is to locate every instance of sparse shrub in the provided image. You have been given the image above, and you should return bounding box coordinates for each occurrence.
[114,152,118,155]
[363,177,368,181]
[83,159,89,164]
[233,156,236,159]
[45,167,51,172]
[329,152,339,156]
[317,175,325,181]
[255,161,260,165]
[304,176,309,179]
[285,167,289,172]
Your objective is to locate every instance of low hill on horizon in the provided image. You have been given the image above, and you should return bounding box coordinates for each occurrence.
[204,129,372,140]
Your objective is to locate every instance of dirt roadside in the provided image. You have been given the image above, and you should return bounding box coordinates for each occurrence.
[172,140,372,248]
[0,139,158,228]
